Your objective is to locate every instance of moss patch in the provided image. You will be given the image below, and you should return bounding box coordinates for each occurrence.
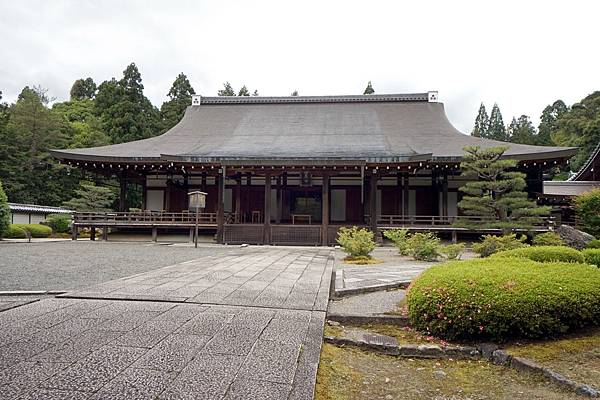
[316,343,586,400]
[506,327,600,388]
[343,256,384,265]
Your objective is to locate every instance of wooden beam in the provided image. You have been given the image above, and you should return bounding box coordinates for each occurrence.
[442,172,449,217]
[403,173,409,217]
[322,173,330,246]
[370,174,378,235]
[216,172,224,244]
[235,174,242,223]
[264,173,271,244]
[275,176,281,224]
[119,172,127,212]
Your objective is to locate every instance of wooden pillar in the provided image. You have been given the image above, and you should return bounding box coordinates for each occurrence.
[396,173,402,215]
[201,172,207,192]
[119,172,127,212]
[235,174,242,223]
[72,226,78,241]
[322,173,330,246]
[275,176,281,224]
[370,174,378,235]
[403,172,410,217]
[102,226,108,241]
[216,172,224,244]
[152,226,158,242]
[141,174,147,210]
[264,173,271,244]
[189,227,194,243]
[441,172,449,218]
[90,226,96,241]
[431,171,439,216]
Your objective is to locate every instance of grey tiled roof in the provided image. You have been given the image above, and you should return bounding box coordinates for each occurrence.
[9,203,72,214]
[51,94,577,163]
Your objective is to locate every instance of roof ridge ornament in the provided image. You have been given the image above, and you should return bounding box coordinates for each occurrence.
[428,91,439,102]
[191,95,201,106]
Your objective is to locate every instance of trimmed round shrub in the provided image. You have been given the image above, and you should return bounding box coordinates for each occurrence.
[574,188,600,237]
[407,258,600,341]
[337,226,375,258]
[472,233,528,257]
[490,246,585,264]
[43,214,71,233]
[12,223,52,238]
[5,224,27,238]
[583,249,600,267]
[532,232,564,247]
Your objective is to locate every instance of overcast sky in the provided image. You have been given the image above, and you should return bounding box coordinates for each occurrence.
[1,0,598,133]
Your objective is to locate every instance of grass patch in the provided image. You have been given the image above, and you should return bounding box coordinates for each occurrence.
[506,327,600,388]
[342,256,383,265]
[316,343,586,400]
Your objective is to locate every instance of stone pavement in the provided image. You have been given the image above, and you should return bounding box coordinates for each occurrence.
[0,247,333,399]
[328,289,406,317]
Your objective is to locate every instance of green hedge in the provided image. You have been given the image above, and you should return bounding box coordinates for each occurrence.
[490,246,585,264]
[582,249,600,267]
[43,214,71,233]
[532,232,564,246]
[10,224,52,238]
[407,258,600,341]
[5,224,27,238]
[587,239,600,249]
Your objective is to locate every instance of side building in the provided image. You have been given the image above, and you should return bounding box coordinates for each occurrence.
[51,92,577,245]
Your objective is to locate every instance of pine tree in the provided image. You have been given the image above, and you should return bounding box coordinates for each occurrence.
[290,90,298,96]
[488,103,507,141]
[70,78,97,101]
[218,82,236,96]
[508,115,536,145]
[456,146,550,230]
[94,63,160,144]
[471,103,489,137]
[252,90,259,96]
[363,81,374,95]
[238,85,250,96]
[0,179,9,238]
[160,73,195,132]
[62,180,116,212]
[537,100,568,145]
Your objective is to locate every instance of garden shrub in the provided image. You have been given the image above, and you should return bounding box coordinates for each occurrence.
[472,233,528,257]
[582,249,600,267]
[574,189,600,237]
[440,243,465,260]
[491,246,585,264]
[0,180,8,238]
[5,224,27,238]
[383,229,410,256]
[532,231,564,247]
[407,258,600,341]
[586,239,600,249]
[12,223,52,238]
[337,226,376,259]
[43,214,71,233]
[406,232,440,261]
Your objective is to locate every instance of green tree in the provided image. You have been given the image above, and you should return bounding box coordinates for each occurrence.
[456,146,550,230]
[363,81,374,95]
[508,115,536,145]
[69,78,97,101]
[238,85,250,96]
[218,82,236,96]
[472,103,489,137]
[95,63,160,144]
[1,86,79,205]
[252,90,259,96]
[0,179,9,238]
[160,73,195,132]
[290,90,299,96]
[487,103,507,141]
[52,99,110,148]
[62,180,116,212]
[537,100,568,145]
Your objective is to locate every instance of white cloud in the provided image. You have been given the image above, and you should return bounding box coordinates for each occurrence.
[0,0,598,133]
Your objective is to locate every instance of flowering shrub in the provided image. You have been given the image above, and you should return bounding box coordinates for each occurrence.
[407,258,600,341]
[472,233,528,257]
[336,226,376,258]
[491,246,585,264]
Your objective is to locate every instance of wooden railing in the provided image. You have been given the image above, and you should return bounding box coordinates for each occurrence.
[374,214,555,228]
[73,211,218,225]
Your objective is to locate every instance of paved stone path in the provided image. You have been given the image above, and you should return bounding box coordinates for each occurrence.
[328,289,406,317]
[0,248,333,399]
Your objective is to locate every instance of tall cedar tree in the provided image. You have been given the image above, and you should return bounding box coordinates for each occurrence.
[471,103,489,137]
[508,115,536,145]
[537,100,568,146]
[52,99,110,148]
[70,78,97,101]
[63,180,116,212]
[291,90,299,96]
[0,179,9,238]
[160,73,195,132]
[363,81,374,95]
[1,86,78,205]
[218,82,236,96]
[456,146,550,230]
[252,90,259,96]
[487,104,507,141]
[94,63,160,144]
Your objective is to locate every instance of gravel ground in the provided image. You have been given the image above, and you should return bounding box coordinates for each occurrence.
[0,241,237,291]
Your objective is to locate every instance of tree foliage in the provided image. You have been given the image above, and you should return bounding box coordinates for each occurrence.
[471,103,489,137]
[160,72,195,132]
[69,77,97,101]
[537,100,568,146]
[238,85,250,96]
[218,82,236,96]
[487,103,507,141]
[62,180,116,212]
[363,81,374,95]
[0,179,9,238]
[507,115,536,145]
[456,146,550,230]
